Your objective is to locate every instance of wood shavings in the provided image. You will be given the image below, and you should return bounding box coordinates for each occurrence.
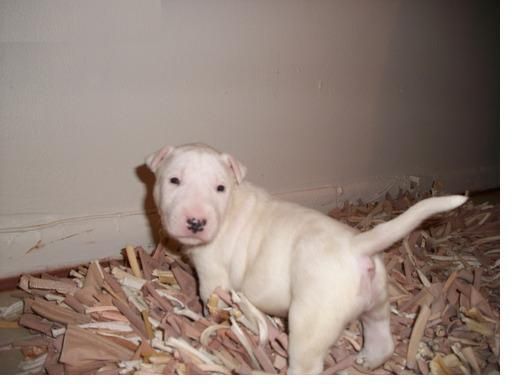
[459,313,494,337]
[229,316,261,370]
[28,298,91,325]
[0,300,24,321]
[152,270,177,286]
[164,337,219,367]
[112,297,148,339]
[461,346,482,374]
[111,267,147,290]
[200,324,230,346]
[173,307,201,321]
[273,354,287,371]
[27,276,78,295]
[231,290,269,346]
[85,305,119,314]
[59,326,134,365]
[18,352,48,374]
[78,321,134,332]
[126,245,143,279]
[18,314,58,336]
[7,188,499,375]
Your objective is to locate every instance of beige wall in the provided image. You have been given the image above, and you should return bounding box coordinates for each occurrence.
[0,0,498,278]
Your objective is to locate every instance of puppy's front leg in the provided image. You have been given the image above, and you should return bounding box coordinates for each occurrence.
[194,264,232,314]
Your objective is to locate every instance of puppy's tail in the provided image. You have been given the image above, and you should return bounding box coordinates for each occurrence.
[350,195,468,256]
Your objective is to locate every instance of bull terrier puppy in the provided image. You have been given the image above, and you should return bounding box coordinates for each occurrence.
[145,143,467,374]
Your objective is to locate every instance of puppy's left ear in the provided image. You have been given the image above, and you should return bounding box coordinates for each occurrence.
[221,153,247,184]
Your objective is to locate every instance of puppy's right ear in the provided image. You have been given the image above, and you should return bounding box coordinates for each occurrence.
[145,145,174,173]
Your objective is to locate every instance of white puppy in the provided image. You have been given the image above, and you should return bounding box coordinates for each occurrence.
[145,143,467,374]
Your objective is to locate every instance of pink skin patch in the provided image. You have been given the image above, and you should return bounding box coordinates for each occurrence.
[358,255,376,307]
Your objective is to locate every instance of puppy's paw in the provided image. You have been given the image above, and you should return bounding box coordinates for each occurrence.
[355,343,393,370]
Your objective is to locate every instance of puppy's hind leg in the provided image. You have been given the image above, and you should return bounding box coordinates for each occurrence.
[357,300,394,369]
[287,299,351,374]
[287,239,362,374]
[356,258,394,369]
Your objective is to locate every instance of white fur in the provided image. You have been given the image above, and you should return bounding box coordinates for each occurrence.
[146,143,468,374]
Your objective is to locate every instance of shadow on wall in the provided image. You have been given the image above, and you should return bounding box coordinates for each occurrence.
[134,164,181,252]
[366,0,499,181]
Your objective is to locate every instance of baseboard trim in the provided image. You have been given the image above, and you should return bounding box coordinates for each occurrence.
[0,165,498,280]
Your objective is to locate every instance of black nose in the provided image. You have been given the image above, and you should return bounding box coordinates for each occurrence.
[186,218,207,233]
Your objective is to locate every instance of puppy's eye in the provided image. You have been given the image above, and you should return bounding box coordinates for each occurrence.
[216,185,225,192]
[169,177,180,185]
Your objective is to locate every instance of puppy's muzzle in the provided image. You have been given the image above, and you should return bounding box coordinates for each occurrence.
[186,217,207,233]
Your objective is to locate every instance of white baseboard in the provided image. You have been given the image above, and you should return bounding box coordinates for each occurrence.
[275,165,499,211]
[0,165,498,279]
[0,213,156,279]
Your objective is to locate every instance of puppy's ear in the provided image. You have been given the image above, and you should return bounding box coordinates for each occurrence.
[221,153,247,184]
[145,145,174,173]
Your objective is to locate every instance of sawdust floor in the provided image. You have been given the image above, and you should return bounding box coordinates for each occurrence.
[0,189,500,375]
[0,290,33,374]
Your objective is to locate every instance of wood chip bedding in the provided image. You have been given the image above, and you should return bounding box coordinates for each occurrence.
[0,189,499,374]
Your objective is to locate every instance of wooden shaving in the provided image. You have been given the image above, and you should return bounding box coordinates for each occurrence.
[0,300,24,321]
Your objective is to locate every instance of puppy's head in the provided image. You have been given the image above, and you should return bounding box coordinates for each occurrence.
[145,143,246,246]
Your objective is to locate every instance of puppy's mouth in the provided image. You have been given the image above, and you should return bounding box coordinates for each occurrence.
[163,221,214,246]
[173,235,210,246]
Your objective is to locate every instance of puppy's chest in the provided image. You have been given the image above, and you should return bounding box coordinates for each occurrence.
[192,235,250,288]
[195,233,292,315]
